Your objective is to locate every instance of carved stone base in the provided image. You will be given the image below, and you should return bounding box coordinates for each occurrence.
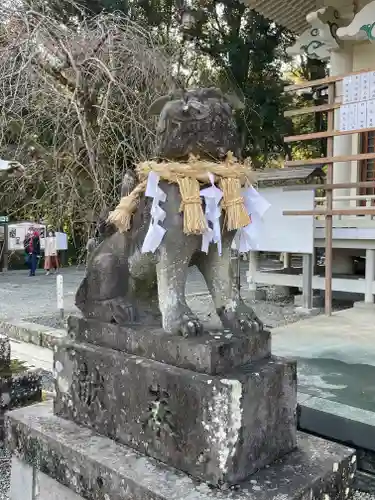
[6,403,356,500]
[54,336,296,486]
[67,316,271,375]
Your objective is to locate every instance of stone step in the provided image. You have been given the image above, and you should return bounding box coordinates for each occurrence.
[298,394,375,465]
[6,402,356,500]
[355,470,375,494]
[297,394,375,492]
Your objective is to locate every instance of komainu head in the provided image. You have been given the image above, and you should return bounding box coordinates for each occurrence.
[149,87,244,161]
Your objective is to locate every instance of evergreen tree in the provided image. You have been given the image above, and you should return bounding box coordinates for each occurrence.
[181,0,294,165]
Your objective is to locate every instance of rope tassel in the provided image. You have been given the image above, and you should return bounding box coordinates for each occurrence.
[177,177,207,234]
[220,177,251,231]
[107,180,147,231]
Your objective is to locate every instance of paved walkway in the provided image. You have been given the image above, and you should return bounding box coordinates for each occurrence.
[273,306,375,412]
[10,339,52,372]
[0,266,242,321]
[0,267,85,321]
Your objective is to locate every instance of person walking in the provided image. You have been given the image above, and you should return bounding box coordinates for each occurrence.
[23,228,41,277]
[44,229,59,275]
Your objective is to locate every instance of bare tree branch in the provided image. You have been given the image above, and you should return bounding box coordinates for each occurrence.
[0,3,175,256]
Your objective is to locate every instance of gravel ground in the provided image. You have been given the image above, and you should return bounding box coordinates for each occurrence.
[353,493,375,500]
[0,449,10,500]
[27,294,307,329]
[27,315,66,329]
[0,261,357,339]
[39,368,55,393]
[27,292,353,332]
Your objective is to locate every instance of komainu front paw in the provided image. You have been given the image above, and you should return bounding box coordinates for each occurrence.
[169,311,204,338]
[217,300,263,334]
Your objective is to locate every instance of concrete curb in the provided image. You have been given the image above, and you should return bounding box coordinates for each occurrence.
[355,471,375,493]
[297,393,375,483]
[0,320,66,350]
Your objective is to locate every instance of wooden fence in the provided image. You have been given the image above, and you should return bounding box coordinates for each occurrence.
[283,70,375,314]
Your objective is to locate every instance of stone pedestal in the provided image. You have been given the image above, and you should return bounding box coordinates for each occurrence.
[0,334,42,447]
[6,317,356,498]
[294,293,323,309]
[57,318,295,486]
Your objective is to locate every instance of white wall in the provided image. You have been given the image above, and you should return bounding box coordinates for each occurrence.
[353,41,375,72]
[250,187,315,254]
[359,0,375,9]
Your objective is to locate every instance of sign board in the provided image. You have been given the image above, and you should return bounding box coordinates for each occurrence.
[7,223,46,251]
[2,224,68,251]
[55,232,68,250]
[0,216,8,223]
[340,71,375,131]
[243,187,315,254]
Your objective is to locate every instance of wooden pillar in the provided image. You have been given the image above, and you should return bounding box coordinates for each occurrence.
[365,248,375,304]
[302,253,313,309]
[247,251,259,291]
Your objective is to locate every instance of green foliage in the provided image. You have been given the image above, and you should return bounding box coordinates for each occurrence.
[286,57,328,160]
[28,0,327,169]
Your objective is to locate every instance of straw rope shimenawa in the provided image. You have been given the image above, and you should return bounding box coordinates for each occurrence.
[107,152,255,235]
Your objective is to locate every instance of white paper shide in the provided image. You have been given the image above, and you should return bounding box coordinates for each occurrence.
[232,186,271,252]
[200,173,223,255]
[141,171,167,253]
[141,172,270,255]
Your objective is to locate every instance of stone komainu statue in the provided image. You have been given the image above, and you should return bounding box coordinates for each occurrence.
[76,87,263,336]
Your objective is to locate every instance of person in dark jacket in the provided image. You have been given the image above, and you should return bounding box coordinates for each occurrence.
[23,228,41,276]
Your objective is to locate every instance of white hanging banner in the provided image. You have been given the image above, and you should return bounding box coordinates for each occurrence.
[200,173,223,255]
[141,172,167,253]
[242,186,271,218]
[232,186,271,252]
